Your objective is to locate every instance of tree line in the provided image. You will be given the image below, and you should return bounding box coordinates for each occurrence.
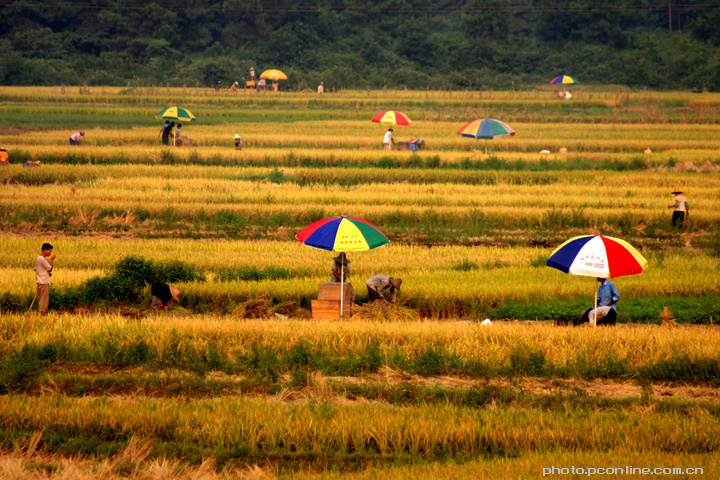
[1,0,719,90]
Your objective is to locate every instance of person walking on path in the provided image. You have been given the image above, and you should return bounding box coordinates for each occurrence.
[34,243,56,315]
[383,128,393,150]
[668,189,689,228]
[69,132,84,145]
[366,275,402,305]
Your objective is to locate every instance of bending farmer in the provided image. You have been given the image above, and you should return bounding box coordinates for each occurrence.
[150,282,180,311]
[366,275,402,305]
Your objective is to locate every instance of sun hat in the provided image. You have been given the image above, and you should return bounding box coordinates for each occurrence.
[169,285,180,302]
[671,189,683,194]
[235,134,241,139]
[389,278,402,290]
[409,137,418,143]
[333,253,350,264]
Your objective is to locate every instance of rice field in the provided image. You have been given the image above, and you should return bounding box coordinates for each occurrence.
[0,86,719,477]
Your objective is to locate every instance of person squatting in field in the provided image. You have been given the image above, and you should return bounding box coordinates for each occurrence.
[366,275,402,305]
[577,277,619,326]
[668,189,689,228]
[34,243,56,315]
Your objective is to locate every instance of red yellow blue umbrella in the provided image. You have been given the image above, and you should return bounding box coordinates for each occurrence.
[371,111,412,126]
[296,216,389,252]
[550,75,578,84]
[296,216,389,317]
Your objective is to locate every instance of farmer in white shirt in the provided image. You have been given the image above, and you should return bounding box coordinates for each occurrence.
[34,243,56,315]
[366,275,402,305]
[383,128,394,150]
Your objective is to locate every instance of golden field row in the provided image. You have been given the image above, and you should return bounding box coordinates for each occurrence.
[4,122,720,154]
[2,238,717,312]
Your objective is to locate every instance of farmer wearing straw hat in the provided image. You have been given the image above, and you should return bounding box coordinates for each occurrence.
[150,282,180,311]
[234,134,243,150]
[330,253,350,283]
[366,275,402,305]
[668,189,689,228]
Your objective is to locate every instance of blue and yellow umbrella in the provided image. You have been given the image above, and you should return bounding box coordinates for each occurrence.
[155,106,196,122]
[296,216,390,317]
[296,216,389,252]
[549,75,578,84]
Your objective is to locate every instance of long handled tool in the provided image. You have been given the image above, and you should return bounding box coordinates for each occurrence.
[27,288,38,313]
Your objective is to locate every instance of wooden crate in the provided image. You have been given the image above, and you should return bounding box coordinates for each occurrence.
[311,300,352,319]
[318,282,355,302]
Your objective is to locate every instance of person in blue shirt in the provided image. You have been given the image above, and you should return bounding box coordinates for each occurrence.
[577,277,619,326]
[596,277,619,311]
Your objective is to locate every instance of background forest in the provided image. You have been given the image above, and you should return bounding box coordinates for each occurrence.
[2,1,720,90]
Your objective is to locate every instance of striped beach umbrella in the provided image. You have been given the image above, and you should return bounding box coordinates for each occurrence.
[155,106,196,122]
[297,216,390,317]
[547,234,648,278]
[296,216,389,252]
[547,234,648,323]
[457,119,515,140]
[371,111,412,126]
[549,75,578,84]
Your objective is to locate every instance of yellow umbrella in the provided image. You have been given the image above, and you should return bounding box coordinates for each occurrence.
[260,69,288,80]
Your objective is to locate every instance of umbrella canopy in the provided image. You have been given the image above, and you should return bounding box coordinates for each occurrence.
[371,111,412,126]
[296,216,389,252]
[155,107,196,122]
[458,119,515,140]
[260,69,288,80]
[550,75,578,84]
[547,234,648,278]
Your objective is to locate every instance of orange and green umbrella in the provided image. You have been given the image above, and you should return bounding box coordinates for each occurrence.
[371,110,412,126]
[155,106,196,122]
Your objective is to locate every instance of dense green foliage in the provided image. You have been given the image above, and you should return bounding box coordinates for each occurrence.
[2,1,720,89]
[75,256,205,304]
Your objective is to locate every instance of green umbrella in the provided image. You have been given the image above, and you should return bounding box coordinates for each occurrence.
[155,106,196,122]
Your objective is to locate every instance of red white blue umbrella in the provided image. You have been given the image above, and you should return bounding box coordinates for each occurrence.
[547,234,647,278]
[547,234,648,322]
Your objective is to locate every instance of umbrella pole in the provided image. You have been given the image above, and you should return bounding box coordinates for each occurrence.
[593,283,598,327]
[340,264,344,318]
